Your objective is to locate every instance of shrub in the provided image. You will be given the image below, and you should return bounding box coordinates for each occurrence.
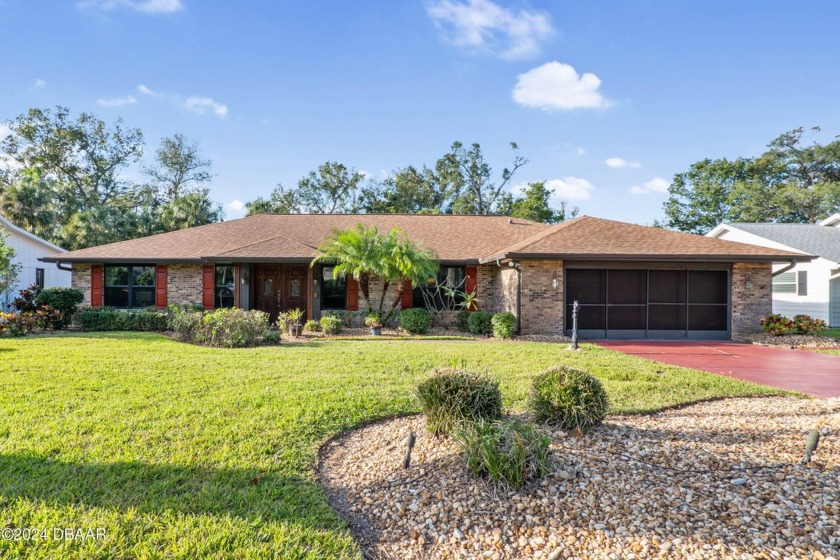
[400,308,431,334]
[276,312,291,332]
[467,311,492,335]
[365,312,383,328]
[491,312,517,339]
[304,319,320,332]
[529,366,609,431]
[263,330,281,344]
[760,313,794,336]
[792,314,826,335]
[415,368,503,436]
[171,310,204,341]
[77,308,169,332]
[36,287,84,328]
[199,308,270,348]
[0,312,35,337]
[455,419,552,488]
[11,284,40,313]
[455,309,472,332]
[320,314,342,335]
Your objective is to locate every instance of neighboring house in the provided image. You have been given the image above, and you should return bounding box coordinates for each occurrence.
[42,214,806,340]
[1,215,70,309]
[708,214,840,327]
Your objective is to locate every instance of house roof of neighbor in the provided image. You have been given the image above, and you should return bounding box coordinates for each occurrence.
[44,213,808,265]
[720,222,840,264]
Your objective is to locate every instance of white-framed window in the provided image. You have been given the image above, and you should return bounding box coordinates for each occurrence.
[772,271,807,296]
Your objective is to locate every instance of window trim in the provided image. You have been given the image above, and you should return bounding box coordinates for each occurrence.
[104,264,156,308]
[773,270,807,296]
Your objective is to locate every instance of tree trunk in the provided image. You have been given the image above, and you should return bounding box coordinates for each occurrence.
[359,273,372,311]
[382,282,404,324]
[377,280,390,315]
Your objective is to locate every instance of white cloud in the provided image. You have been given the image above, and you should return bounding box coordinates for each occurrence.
[33,79,46,89]
[225,199,246,219]
[134,85,229,118]
[629,177,670,195]
[605,157,641,169]
[97,95,138,107]
[575,146,586,156]
[137,84,160,98]
[512,61,612,111]
[427,0,553,60]
[0,124,12,140]
[184,96,228,118]
[545,177,594,201]
[77,0,183,14]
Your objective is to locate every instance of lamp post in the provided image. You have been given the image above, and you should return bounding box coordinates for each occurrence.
[570,300,579,350]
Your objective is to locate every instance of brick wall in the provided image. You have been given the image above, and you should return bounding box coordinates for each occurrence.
[168,264,203,306]
[731,262,771,339]
[519,260,564,335]
[71,264,92,306]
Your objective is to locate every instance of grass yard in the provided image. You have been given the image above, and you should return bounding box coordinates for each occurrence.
[821,328,840,340]
[0,333,790,559]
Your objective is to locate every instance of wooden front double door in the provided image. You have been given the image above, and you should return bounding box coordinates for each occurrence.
[253,265,308,323]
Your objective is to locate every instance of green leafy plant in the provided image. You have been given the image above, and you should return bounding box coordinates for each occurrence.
[760,313,794,336]
[287,308,304,324]
[77,308,169,332]
[467,311,493,335]
[170,310,204,341]
[199,308,270,348]
[415,368,502,436]
[399,308,431,334]
[455,309,472,332]
[792,314,826,335]
[319,314,342,335]
[303,319,320,332]
[454,419,552,488]
[529,366,609,431]
[11,284,40,313]
[491,311,517,339]
[36,287,84,328]
[263,330,281,344]
[365,312,383,328]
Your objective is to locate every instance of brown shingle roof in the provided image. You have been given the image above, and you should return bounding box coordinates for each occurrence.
[480,216,810,262]
[46,214,549,264]
[45,214,809,265]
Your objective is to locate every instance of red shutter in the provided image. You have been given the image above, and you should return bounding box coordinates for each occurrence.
[202,265,215,310]
[346,277,359,310]
[155,265,168,310]
[401,279,413,309]
[465,266,477,310]
[90,264,103,308]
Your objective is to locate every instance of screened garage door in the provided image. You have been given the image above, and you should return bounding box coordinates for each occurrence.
[565,268,729,339]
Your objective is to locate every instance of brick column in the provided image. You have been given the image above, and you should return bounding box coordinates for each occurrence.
[731,262,772,339]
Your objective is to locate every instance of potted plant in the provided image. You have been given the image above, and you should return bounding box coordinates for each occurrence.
[287,308,304,337]
[365,312,383,336]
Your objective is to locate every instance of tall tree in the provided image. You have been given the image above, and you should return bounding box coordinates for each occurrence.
[296,161,365,213]
[435,141,527,214]
[509,181,578,224]
[358,165,448,214]
[144,133,214,201]
[157,189,223,231]
[664,126,840,233]
[0,106,143,215]
[246,184,300,216]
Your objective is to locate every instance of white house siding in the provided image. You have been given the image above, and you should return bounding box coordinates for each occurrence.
[711,227,835,324]
[831,278,840,327]
[1,222,70,308]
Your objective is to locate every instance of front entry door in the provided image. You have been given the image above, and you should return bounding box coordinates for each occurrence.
[253,266,308,323]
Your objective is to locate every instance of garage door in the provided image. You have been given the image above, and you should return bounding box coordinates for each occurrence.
[565,268,729,339]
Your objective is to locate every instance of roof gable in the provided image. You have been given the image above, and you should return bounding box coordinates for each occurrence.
[481,216,808,262]
[0,215,67,254]
[720,222,840,264]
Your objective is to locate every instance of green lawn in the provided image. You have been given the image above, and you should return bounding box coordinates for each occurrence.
[0,333,789,559]
[822,327,840,340]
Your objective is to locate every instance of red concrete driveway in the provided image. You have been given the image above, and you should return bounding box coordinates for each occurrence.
[594,341,840,398]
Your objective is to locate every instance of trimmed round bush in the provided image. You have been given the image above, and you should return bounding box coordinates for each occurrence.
[491,312,517,339]
[400,307,431,334]
[415,368,503,436]
[467,311,492,335]
[455,419,551,488]
[529,366,609,431]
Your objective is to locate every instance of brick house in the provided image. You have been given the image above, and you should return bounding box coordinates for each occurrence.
[42,214,808,339]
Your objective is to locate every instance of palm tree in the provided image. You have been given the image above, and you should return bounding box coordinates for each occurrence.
[313,224,385,311]
[313,225,438,322]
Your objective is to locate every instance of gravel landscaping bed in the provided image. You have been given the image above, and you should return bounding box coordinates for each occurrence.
[737,332,840,349]
[319,398,839,560]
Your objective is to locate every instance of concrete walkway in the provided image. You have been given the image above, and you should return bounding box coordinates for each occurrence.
[594,341,840,398]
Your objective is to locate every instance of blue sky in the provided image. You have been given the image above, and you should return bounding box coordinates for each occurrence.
[3,0,840,224]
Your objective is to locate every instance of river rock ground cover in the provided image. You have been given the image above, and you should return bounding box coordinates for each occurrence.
[319,397,839,560]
